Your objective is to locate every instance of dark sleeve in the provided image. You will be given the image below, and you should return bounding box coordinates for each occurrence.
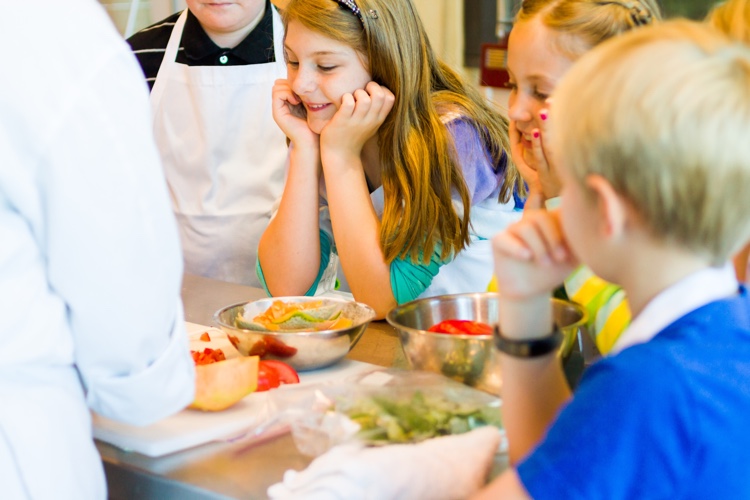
[126,12,180,91]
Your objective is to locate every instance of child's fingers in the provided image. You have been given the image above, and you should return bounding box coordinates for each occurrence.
[374,86,395,122]
[492,231,533,261]
[338,92,356,118]
[529,128,550,173]
[510,212,568,264]
[509,222,553,265]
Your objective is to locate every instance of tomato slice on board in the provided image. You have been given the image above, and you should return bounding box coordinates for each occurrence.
[427,320,493,336]
[260,360,300,385]
[256,361,281,392]
[199,332,211,342]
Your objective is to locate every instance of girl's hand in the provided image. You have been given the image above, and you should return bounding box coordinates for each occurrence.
[272,79,318,148]
[532,104,562,199]
[509,118,543,197]
[320,81,395,161]
[492,208,577,300]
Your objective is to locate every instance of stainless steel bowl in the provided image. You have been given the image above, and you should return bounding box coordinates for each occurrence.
[214,296,376,371]
[386,292,588,395]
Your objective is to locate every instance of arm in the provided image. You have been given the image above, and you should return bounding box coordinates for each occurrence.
[45,47,193,425]
[318,82,396,317]
[490,210,576,463]
[529,201,630,355]
[257,79,325,296]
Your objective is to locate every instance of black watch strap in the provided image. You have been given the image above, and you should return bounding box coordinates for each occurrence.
[493,325,563,358]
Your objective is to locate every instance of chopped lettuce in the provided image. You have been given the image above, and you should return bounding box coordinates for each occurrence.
[335,390,502,444]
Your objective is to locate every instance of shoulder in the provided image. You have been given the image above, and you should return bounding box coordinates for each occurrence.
[126,11,181,51]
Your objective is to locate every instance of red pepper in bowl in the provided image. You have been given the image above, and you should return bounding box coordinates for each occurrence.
[427,319,493,336]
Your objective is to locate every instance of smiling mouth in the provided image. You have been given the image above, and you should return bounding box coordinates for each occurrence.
[305,103,331,113]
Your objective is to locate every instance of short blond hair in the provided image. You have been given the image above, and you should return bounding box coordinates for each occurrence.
[707,0,750,44]
[552,20,750,264]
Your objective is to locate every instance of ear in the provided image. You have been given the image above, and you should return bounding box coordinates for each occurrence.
[585,174,628,240]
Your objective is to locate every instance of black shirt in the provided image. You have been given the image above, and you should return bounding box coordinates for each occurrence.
[126,0,278,90]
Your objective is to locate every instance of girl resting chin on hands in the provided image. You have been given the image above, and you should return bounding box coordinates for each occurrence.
[257,0,523,318]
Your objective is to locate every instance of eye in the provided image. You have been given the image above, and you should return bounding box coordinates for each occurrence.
[504,81,518,92]
[532,87,550,101]
[318,65,337,72]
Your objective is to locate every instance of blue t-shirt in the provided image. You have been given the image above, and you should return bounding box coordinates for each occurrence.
[518,288,750,499]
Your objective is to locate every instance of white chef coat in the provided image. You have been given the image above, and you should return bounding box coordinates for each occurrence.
[0,1,195,498]
[150,7,288,286]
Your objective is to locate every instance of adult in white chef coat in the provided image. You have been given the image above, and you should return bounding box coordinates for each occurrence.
[128,0,288,286]
[0,1,195,498]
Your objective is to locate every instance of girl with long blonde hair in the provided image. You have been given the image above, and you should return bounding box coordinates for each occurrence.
[257,0,521,317]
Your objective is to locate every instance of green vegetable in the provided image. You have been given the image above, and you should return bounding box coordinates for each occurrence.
[335,390,502,444]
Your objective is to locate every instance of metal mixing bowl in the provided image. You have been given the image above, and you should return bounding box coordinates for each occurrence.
[386,292,588,395]
[214,296,376,371]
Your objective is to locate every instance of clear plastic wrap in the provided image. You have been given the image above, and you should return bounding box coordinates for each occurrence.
[265,368,503,457]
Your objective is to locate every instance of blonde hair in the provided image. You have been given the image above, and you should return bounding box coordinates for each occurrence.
[517,0,662,59]
[552,20,750,263]
[707,0,750,44]
[281,0,518,263]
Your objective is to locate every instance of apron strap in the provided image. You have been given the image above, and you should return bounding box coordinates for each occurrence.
[150,9,188,116]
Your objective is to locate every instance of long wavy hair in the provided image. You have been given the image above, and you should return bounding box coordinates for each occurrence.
[281,0,518,263]
[517,0,663,59]
[707,0,750,43]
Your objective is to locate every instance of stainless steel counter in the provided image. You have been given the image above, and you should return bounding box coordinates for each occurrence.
[97,274,406,499]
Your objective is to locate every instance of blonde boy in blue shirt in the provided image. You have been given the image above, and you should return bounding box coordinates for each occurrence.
[477,21,750,499]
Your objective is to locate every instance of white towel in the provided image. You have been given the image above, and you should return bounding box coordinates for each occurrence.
[267,426,502,500]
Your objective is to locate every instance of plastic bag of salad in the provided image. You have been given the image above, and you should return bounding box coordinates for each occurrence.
[266,368,504,457]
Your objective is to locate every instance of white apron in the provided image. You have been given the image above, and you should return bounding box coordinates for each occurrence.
[150,7,288,286]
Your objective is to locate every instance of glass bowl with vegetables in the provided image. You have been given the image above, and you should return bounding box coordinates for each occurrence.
[386,292,587,395]
[214,296,376,371]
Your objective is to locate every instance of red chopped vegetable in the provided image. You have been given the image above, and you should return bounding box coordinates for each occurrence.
[191,348,226,365]
[428,319,493,336]
[256,360,300,392]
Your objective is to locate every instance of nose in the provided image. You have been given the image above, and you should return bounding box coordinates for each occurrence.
[507,92,533,124]
[291,66,316,96]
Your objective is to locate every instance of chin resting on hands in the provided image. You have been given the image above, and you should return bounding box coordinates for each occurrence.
[272,78,318,147]
[320,81,395,158]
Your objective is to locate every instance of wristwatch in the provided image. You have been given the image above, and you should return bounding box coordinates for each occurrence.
[493,325,563,358]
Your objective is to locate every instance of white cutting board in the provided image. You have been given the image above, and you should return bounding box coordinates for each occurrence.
[92,322,378,457]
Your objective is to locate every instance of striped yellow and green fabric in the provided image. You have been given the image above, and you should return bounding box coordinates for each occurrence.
[563,266,630,354]
[487,266,630,355]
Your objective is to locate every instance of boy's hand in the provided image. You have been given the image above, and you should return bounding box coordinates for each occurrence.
[492,208,577,300]
[320,81,395,161]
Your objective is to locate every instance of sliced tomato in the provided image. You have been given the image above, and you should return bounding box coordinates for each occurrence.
[264,337,298,358]
[199,332,211,342]
[260,360,300,385]
[256,361,281,392]
[428,319,493,336]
